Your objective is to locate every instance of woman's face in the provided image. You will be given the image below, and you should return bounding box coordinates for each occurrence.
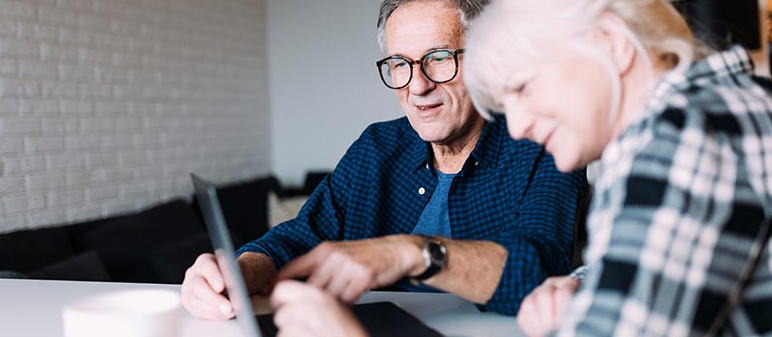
[495,53,618,172]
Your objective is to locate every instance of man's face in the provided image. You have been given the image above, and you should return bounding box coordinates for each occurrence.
[384,0,477,145]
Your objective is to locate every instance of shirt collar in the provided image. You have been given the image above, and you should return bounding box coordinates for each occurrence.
[632,45,754,127]
[682,45,754,83]
[469,114,504,170]
[652,45,754,101]
[601,46,755,176]
[408,115,504,171]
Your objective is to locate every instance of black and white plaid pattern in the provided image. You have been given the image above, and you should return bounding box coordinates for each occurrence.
[556,46,772,336]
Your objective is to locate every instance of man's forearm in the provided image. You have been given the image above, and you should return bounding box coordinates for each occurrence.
[410,237,508,303]
[237,252,278,295]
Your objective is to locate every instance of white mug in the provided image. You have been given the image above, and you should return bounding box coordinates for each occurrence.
[62,289,182,337]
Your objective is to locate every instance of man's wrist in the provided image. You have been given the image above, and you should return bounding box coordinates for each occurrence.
[410,236,448,281]
[391,235,426,277]
[236,252,277,295]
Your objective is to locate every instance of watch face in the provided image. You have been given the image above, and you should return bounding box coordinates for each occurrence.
[428,242,446,262]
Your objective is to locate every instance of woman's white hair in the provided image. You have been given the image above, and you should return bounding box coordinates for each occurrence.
[464,0,700,121]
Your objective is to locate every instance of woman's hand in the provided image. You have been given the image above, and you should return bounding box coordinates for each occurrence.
[271,280,369,337]
[517,276,581,337]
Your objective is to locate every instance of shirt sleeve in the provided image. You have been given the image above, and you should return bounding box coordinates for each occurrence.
[554,110,769,336]
[235,137,359,269]
[484,148,588,315]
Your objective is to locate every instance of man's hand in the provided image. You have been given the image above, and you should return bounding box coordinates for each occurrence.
[271,280,368,337]
[274,235,424,303]
[180,253,235,320]
[517,276,580,337]
[181,252,277,320]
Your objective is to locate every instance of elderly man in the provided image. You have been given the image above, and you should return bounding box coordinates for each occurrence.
[181,0,587,321]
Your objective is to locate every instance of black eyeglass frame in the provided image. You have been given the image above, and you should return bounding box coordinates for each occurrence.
[376,48,465,90]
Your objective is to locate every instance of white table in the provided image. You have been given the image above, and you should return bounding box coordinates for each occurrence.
[0,278,524,337]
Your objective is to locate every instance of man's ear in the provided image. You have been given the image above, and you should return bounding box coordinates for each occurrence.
[592,12,637,76]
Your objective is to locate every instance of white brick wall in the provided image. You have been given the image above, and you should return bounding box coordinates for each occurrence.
[0,0,270,233]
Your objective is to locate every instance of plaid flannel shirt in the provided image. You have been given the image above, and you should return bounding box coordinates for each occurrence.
[237,115,588,315]
[557,46,772,336]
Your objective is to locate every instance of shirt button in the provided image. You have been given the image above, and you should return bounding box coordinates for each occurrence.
[418,187,426,195]
[475,161,479,166]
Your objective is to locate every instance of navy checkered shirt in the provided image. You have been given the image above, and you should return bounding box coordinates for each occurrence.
[236,115,588,315]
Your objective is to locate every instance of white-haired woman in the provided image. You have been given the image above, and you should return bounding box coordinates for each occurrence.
[464,0,772,336]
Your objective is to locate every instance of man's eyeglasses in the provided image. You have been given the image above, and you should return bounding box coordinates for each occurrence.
[376,49,464,90]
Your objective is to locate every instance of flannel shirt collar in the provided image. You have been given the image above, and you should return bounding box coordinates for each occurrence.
[408,115,504,171]
[688,45,754,80]
[649,45,753,106]
[612,45,755,140]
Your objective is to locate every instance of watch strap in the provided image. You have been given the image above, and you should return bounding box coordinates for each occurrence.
[412,237,446,281]
[413,260,442,281]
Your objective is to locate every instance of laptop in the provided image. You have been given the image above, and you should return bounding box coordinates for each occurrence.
[190,173,443,337]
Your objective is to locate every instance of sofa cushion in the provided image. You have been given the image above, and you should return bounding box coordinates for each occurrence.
[0,226,75,272]
[0,271,28,279]
[147,233,213,284]
[65,216,125,253]
[28,251,111,282]
[201,176,276,244]
[268,192,308,228]
[145,228,244,284]
[81,199,204,282]
[302,171,330,195]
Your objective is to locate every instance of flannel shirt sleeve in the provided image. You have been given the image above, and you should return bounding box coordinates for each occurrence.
[555,109,769,336]
[235,137,359,269]
[485,148,587,315]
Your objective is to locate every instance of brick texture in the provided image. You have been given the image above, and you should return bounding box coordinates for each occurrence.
[0,0,270,233]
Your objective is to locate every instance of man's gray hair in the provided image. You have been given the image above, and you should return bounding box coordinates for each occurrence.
[376,0,490,54]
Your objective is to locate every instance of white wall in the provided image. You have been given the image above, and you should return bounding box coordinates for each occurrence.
[268,0,402,186]
[0,0,270,233]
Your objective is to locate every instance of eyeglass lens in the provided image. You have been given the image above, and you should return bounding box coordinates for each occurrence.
[379,50,458,89]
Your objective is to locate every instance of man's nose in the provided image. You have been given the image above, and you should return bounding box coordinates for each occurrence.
[408,66,435,95]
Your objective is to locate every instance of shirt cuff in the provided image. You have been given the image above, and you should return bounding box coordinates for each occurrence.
[235,237,297,270]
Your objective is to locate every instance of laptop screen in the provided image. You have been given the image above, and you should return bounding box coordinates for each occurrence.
[191,173,262,337]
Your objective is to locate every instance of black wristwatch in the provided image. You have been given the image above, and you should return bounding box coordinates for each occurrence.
[412,236,447,281]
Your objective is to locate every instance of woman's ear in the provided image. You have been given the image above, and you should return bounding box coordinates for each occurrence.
[592,12,637,76]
